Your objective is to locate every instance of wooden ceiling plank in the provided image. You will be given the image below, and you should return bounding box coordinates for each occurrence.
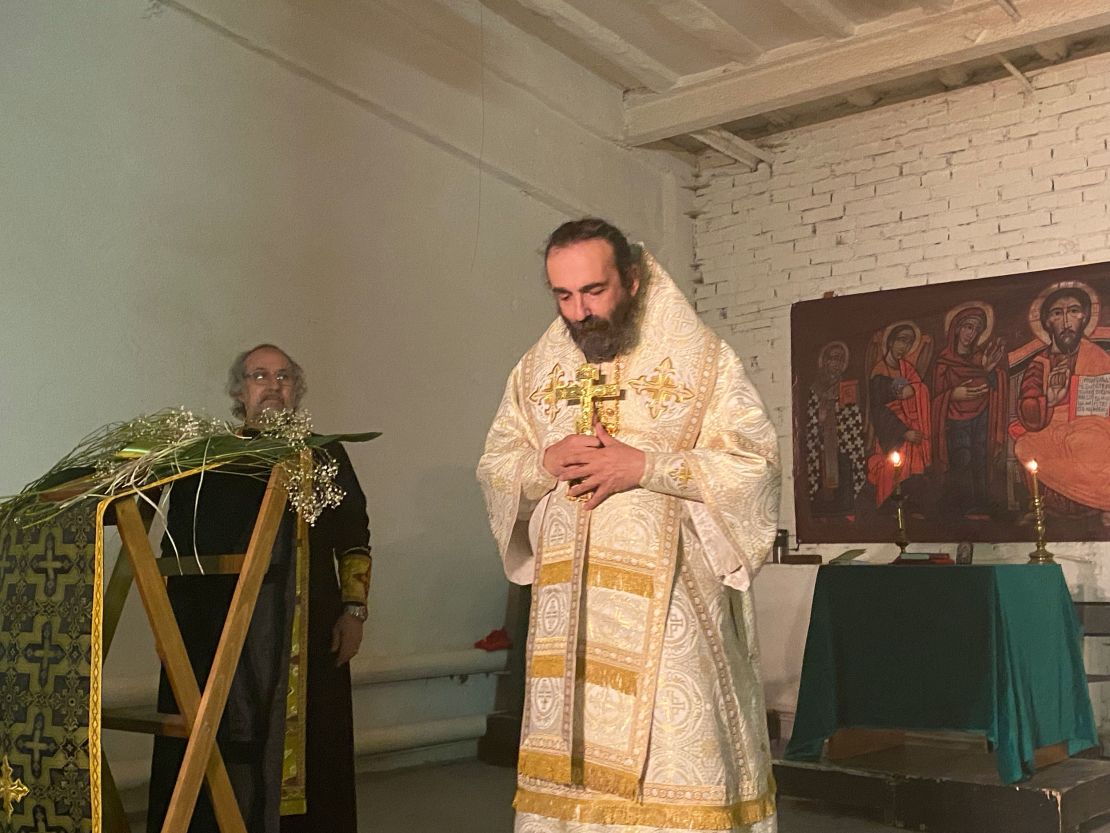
[777,0,857,39]
[509,0,680,92]
[919,0,956,12]
[625,0,1110,144]
[644,0,763,62]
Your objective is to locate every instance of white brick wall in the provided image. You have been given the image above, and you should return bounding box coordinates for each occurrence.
[693,52,1110,729]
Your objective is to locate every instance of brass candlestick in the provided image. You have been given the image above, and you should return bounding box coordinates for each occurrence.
[891,451,909,555]
[1026,460,1054,564]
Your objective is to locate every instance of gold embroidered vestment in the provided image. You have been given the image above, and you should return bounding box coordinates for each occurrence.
[478,250,782,832]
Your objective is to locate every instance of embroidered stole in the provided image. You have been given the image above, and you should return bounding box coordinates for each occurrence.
[517,330,721,799]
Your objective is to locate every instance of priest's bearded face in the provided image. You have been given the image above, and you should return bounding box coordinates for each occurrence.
[237,346,297,425]
[547,238,641,363]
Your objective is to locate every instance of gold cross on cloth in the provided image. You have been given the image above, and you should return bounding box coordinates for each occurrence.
[0,755,29,821]
[629,357,694,419]
[670,461,694,487]
[555,363,622,435]
[529,364,567,423]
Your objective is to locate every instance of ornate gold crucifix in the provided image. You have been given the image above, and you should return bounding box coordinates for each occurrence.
[0,755,29,821]
[555,363,622,435]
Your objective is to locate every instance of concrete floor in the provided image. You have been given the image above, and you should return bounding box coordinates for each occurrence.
[134,756,1110,832]
[357,759,915,833]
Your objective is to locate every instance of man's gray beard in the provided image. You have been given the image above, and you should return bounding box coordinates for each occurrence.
[562,290,642,363]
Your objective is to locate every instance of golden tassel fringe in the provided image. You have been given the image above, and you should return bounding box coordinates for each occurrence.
[577,659,638,696]
[518,753,640,800]
[580,760,641,800]
[517,749,573,785]
[514,783,777,829]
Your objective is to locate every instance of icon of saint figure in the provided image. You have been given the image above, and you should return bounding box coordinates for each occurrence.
[1014,283,1110,520]
[930,303,1007,517]
[864,321,932,507]
[804,341,865,516]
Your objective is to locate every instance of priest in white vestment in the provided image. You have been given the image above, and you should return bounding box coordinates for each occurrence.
[478,218,781,833]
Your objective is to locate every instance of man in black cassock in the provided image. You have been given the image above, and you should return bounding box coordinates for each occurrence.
[147,344,371,833]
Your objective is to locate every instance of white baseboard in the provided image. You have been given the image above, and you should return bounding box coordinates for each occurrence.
[103,648,507,709]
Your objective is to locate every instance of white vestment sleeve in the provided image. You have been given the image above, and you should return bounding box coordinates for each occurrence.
[638,347,781,591]
[477,361,557,585]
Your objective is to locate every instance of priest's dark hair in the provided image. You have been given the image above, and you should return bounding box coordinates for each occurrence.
[227,343,308,419]
[544,217,636,290]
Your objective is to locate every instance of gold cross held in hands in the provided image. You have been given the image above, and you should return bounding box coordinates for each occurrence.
[555,364,622,435]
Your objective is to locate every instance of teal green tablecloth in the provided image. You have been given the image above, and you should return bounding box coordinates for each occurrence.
[784,564,1097,783]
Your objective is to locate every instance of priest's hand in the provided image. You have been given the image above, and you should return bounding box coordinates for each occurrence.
[331,614,364,666]
[543,433,603,477]
[564,423,646,510]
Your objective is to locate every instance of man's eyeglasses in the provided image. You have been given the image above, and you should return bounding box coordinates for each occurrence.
[246,370,294,386]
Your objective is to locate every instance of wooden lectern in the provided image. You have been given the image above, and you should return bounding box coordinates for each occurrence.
[98,467,288,833]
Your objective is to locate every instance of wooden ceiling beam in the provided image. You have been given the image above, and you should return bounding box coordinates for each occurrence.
[625,0,1110,144]
[1034,38,1069,62]
[644,0,763,63]
[997,53,1034,92]
[691,128,775,168]
[844,87,880,107]
[508,0,680,92]
[937,65,971,88]
[777,0,856,39]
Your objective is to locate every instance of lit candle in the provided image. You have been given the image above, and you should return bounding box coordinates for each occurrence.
[889,449,908,552]
[1026,459,1040,501]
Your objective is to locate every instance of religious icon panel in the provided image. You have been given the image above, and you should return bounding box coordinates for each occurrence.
[792,261,1110,543]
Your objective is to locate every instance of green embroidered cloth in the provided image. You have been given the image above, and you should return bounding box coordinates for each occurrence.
[785,564,1098,784]
[0,414,381,832]
[0,502,99,832]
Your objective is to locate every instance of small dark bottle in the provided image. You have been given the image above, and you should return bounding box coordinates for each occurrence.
[772,529,790,563]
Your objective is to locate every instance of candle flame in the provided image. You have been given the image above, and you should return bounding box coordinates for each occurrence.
[890,451,902,467]
[1027,459,1038,473]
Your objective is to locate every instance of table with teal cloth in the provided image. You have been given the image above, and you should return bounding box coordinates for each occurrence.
[783,564,1097,783]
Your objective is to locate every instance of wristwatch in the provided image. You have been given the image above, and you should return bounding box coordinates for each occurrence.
[343,603,368,622]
